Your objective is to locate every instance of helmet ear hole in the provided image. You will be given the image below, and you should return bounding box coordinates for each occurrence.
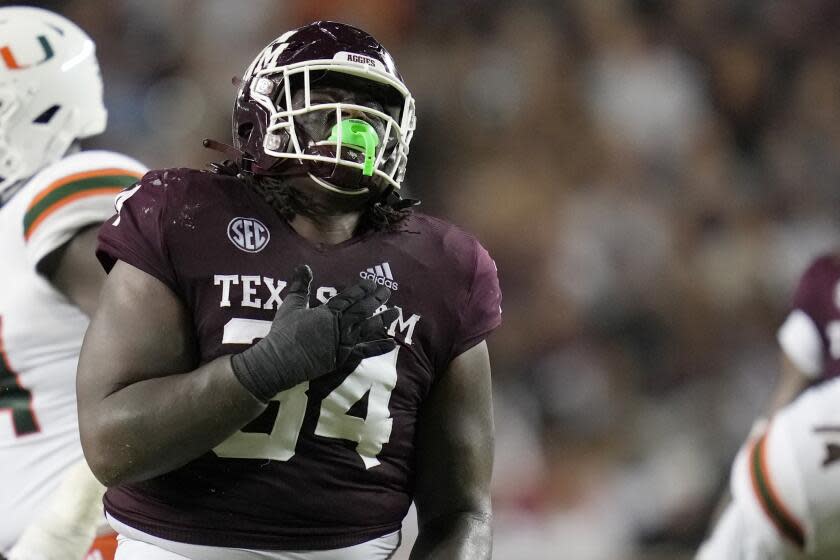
[33,105,60,124]
[237,122,254,139]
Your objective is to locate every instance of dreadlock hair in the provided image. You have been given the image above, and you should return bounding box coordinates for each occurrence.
[208,159,416,233]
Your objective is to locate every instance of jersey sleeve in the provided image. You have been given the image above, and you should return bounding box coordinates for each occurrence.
[96,170,180,293]
[450,238,502,360]
[776,256,835,378]
[22,151,147,270]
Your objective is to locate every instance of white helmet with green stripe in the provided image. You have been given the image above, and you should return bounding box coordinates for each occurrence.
[0,6,107,195]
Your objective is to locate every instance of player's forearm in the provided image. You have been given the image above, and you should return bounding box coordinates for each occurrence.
[7,460,104,560]
[81,355,265,486]
[410,511,493,560]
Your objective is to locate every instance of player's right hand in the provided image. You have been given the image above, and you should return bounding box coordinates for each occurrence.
[231,264,398,402]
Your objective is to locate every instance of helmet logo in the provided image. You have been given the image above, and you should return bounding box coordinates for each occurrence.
[227,217,270,253]
[1,35,55,70]
[334,51,387,74]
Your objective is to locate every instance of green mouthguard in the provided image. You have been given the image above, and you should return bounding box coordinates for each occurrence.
[328,119,380,176]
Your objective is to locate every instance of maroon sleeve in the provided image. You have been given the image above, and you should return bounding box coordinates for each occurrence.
[450,238,502,360]
[96,170,179,293]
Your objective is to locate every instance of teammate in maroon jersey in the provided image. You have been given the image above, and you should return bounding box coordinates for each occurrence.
[77,21,501,560]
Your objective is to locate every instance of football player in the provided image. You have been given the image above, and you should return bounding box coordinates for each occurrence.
[0,6,146,560]
[77,21,501,560]
[697,254,840,558]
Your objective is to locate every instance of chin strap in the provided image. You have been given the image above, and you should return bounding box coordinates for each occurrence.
[203,138,243,161]
[202,138,251,178]
[203,137,421,211]
[380,185,420,210]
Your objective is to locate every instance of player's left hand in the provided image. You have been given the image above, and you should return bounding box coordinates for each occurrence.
[327,280,400,367]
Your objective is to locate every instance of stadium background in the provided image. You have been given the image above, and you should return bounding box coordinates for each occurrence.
[26,0,840,558]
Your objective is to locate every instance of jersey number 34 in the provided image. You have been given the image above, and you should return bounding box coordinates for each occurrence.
[213,317,398,469]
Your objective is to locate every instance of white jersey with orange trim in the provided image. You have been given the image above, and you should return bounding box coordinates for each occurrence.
[0,150,145,553]
[697,377,840,559]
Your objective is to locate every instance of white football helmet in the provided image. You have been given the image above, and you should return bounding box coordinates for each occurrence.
[0,6,106,194]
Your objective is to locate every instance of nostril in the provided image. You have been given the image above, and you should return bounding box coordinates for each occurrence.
[237,122,253,139]
[339,107,367,121]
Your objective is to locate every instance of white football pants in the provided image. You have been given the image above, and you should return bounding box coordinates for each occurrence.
[111,514,400,560]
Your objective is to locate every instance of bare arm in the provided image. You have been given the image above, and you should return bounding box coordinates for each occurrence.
[410,341,494,560]
[40,225,106,316]
[77,260,266,486]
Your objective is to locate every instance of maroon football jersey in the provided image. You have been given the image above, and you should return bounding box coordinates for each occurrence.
[778,254,840,382]
[95,168,502,550]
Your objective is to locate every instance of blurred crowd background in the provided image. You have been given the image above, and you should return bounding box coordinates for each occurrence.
[28,0,840,558]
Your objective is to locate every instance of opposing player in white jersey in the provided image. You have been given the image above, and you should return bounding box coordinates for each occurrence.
[0,7,146,560]
[698,254,840,559]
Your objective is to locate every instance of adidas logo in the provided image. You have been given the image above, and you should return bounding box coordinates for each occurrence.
[359,262,398,291]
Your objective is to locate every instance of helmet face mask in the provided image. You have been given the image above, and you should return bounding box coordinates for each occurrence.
[0,7,107,194]
[233,22,416,195]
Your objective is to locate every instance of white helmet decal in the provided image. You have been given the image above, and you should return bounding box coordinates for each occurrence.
[1,34,55,70]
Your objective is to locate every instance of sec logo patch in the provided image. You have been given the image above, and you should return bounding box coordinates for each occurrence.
[228,217,270,253]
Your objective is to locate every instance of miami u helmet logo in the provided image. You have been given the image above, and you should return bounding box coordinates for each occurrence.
[1,35,54,70]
